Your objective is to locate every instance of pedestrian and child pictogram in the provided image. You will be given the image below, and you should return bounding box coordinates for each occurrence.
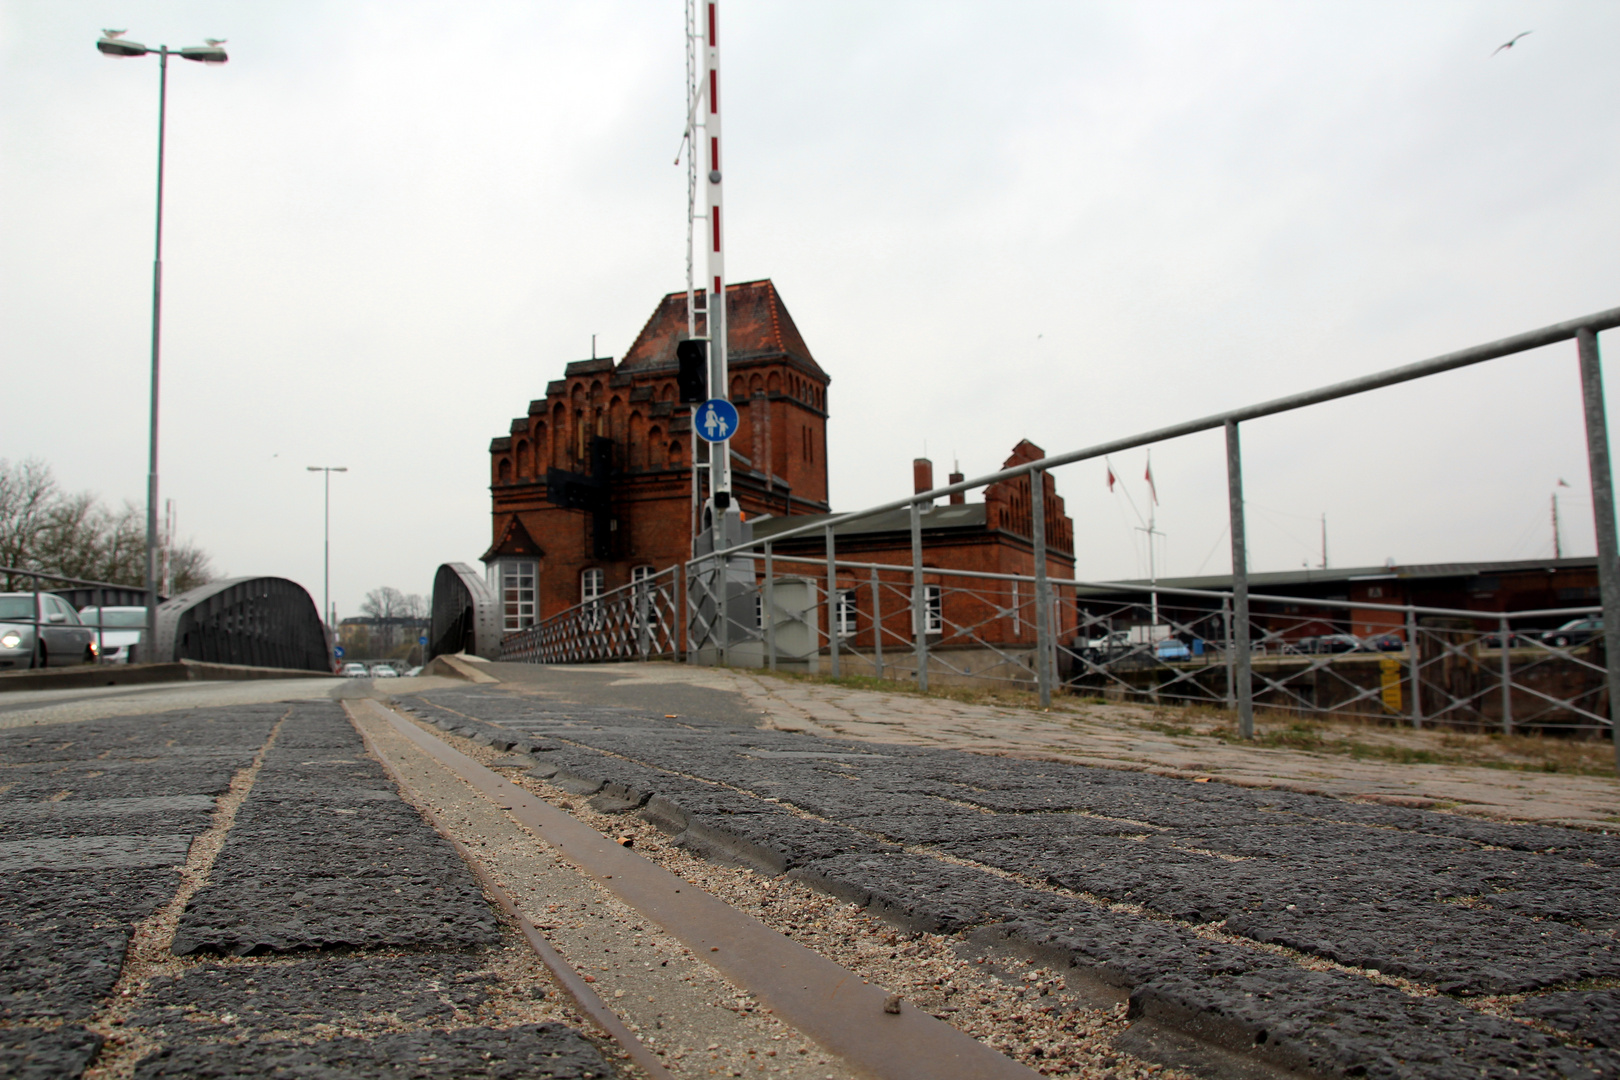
[695,398,739,443]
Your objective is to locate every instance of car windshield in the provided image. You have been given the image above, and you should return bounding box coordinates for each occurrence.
[80,609,147,628]
[0,597,36,620]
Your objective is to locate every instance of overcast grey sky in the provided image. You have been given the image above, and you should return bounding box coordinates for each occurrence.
[3,1,1617,616]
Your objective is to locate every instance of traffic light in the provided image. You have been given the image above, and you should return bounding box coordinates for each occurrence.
[676,339,708,403]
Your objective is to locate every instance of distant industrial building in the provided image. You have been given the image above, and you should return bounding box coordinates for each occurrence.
[1075,557,1601,644]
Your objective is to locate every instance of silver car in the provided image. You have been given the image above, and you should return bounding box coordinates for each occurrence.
[0,593,99,669]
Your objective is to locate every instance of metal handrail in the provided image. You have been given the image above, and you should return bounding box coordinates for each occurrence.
[699,305,1620,560]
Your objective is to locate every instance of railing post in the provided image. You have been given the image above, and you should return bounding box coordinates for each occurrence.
[28,571,41,670]
[637,580,650,661]
[911,500,928,692]
[1576,325,1620,770]
[1222,595,1235,710]
[826,524,840,678]
[684,560,696,665]
[870,566,884,680]
[1225,420,1254,739]
[1031,467,1052,707]
[1406,604,1422,728]
[764,542,776,672]
[1498,614,1513,735]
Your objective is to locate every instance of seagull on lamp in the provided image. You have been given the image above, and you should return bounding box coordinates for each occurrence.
[102,29,128,38]
[1492,31,1531,56]
[205,38,227,46]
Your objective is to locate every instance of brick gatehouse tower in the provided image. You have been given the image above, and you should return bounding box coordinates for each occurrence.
[483,280,831,632]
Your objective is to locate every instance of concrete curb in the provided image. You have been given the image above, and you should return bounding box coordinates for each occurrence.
[0,659,333,694]
[422,654,501,684]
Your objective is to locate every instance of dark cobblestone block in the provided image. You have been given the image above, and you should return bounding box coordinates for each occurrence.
[132,1023,611,1079]
[0,795,218,842]
[0,868,177,1022]
[790,851,1060,934]
[1516,990,1620,1049]
[173,704,498,956]
[1132,968,1620,1079]
[678,812,892,875]
[1226,903,1620,995]
[133,953,496,1036]
[0,1025,104,1080]
[0,834,194,873]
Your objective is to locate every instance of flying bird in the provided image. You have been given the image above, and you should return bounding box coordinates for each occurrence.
[205,38,227,46]
[102,29,127,38]
[1492,31,1531,56]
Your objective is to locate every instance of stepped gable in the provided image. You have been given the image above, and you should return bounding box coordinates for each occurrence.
[617,280,824,378]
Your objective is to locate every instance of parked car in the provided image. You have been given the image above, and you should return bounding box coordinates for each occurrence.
[77,606,147,664]
[1155,638,1191,661]
[1287,634,1362,655]
[1542,618,1603,649]
[371,663,399,678]
[1364,632,1405,652]
[0,593,98,669]
[340,661,371,678]
[1078,630,1130,663]
[1479,630,1539,649]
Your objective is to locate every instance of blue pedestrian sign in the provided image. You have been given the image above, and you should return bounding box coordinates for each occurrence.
[418,636,428,646]
[694,398,739,444]
[333,646,345,658]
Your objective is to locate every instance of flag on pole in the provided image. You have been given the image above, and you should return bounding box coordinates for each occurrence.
[1106,462,1116,492]
[1144,458,1158,505]
[1557,478,1571,488]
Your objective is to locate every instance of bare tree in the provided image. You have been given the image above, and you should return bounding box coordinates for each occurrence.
[0,458,214,593]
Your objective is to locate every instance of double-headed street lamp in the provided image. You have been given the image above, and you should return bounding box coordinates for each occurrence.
[307,467,348,637]
[95,30,228,655]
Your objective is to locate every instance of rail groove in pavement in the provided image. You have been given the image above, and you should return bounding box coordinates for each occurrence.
[352,697,1041,1080]
[349,702,677,1080]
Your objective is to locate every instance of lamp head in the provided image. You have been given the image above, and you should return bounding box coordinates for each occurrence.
[179,44,228,64]
[96,35,150,57]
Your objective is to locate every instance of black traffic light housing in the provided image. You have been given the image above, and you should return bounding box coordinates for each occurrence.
[675,339,708,403]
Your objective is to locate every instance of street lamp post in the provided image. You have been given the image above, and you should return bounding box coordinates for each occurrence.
[306,467,348,644]
[96,31,228,659]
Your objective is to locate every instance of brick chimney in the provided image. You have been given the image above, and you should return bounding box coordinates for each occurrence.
[913,458,934,506]
[948,470,965,505]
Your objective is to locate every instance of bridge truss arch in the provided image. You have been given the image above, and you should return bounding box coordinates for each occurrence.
[154,577,330,671]
[430,563,502,661]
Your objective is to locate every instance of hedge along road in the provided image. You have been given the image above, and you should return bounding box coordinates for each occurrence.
[388,662,1620,1080]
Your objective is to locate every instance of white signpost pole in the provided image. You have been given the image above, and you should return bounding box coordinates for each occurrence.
[703,1,730,508]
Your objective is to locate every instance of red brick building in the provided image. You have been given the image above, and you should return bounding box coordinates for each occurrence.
[752,440,1079,670]
[484,280,832,631]
[484,283,1080,668]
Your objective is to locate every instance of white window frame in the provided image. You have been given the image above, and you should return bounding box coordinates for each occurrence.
[494,560,537,633]
[913,584,942,636]
[835,588,857,637]
[581,568,605,629]
[631,565,659,626]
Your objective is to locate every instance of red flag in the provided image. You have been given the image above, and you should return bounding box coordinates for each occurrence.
[1106,463,1116,492]
[1145,459,1158,505]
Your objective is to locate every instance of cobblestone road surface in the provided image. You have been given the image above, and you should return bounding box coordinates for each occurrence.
[402,678,1620,1080]
[0,699,613,1079]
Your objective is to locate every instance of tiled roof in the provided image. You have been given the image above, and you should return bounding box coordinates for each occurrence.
[618,280,825,378]
[480,516,544,563]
